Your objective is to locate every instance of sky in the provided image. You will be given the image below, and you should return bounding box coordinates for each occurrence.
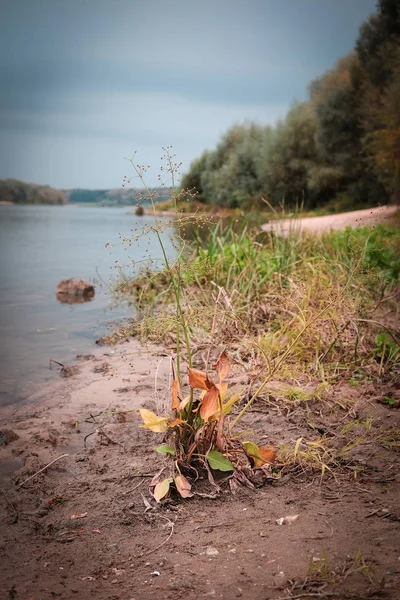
[0,0,377,189]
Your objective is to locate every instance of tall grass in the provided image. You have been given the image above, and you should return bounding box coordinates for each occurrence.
[119,219,400,387]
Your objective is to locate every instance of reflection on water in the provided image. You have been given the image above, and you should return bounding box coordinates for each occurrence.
[56,293,94,304]
[0,205,175,406]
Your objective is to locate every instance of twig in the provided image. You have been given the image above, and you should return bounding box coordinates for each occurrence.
[83,431,96,447]
[122,479,145,495]
[1,488,18,514]
[194,522,232,531]
[17,454,69,489]
[356,318,400,345]
[323,518,334,538]
[139,515,175,557]
[274,594,340,600]
[49,359,64,370]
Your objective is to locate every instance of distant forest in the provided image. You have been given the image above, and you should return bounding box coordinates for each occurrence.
[0,181,173,206]
[0,179,65,205]
[181,0,400,211]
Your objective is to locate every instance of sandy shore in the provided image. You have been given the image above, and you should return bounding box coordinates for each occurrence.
[0,339,171,486]
[1,336,400,599]
[261,204,398,234]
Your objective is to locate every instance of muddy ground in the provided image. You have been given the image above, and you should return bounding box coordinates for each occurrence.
[0,339,399,600]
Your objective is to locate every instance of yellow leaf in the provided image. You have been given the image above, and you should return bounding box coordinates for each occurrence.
[174,474,193,498]
[153,477,173,502]
[215,351,230,382]
[139,408,169,433]
[200,385,220,421]
[171,379,180,409]
[221,393,241,415]
[243,441,263,468]
[179,395,191,411]
[188,368,214,390]
[294,437,303,459]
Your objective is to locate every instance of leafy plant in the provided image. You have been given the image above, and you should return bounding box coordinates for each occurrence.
[139,351,278,501]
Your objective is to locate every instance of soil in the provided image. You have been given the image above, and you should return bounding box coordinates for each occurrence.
[1,338,399,600]
[261,205,398,234]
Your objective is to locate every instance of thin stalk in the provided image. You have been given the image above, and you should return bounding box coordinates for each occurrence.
[127,157,193,376]
[233,240,371,428]
[232,298,339,428]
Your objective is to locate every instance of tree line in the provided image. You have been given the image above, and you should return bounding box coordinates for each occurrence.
[181,0,400,212]
[0,179,65,205]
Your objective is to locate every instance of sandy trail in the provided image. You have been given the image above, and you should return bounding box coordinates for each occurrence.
[261,204,398,234]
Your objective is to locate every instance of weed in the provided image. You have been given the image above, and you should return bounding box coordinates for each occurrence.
[139,351,279,500]
[117,152,399,497]
[307,548,332,579]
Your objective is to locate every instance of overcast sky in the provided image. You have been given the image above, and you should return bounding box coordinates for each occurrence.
[0,0,377,189]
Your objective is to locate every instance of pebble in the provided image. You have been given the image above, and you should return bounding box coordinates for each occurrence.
[205,547,219,557]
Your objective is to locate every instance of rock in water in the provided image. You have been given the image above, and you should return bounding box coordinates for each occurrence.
[56,278,95,303]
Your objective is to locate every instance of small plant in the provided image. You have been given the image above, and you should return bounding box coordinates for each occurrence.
[374,331,400,375]
[307,548,332,579]
[139,351,278,500]
[382,395,397,408]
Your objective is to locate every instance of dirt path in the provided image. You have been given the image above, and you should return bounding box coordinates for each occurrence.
[261,205,398,234]
[1,340,400,599]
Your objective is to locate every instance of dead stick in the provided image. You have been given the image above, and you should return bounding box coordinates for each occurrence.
[142,516,175,556]
[17,454,69,489]
[1,488,18,514]
[275,594,340,600]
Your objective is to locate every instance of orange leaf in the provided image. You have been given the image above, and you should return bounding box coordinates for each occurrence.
[216,382,228,401]
[200,385,220,421]
[259,445,278,464]
[168,418,186,428]
[171,379,180,409]
[215,351,230,382]
[174,474,193,498]
[188,368,210,390]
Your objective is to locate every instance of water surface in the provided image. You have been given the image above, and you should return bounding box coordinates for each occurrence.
[0,205,174,406]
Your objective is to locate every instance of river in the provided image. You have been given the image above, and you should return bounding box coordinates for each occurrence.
[0,205,175,406]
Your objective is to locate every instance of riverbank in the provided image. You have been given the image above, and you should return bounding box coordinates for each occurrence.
[1,331,400,599]
[261,204,399,234]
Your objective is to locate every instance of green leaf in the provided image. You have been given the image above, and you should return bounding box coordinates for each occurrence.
[155,444,176,456]
[206,449,234,472]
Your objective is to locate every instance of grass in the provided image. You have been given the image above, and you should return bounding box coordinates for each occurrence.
[113,152,399,496]
[117,220,400,389]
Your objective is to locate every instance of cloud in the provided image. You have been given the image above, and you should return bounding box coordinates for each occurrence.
[0,90,288,188]
[0,0,377,187]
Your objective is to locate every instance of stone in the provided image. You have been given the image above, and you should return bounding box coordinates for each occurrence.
[56,278,95,303]
[0,429,19,446]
